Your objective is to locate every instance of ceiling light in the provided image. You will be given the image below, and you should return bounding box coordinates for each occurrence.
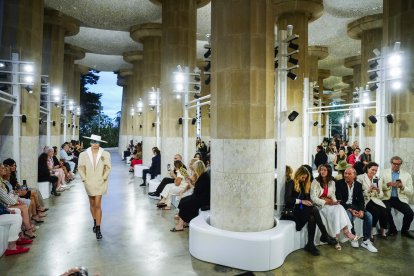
[369,60,379,69]
[23,64,33,72]
[389,67,402,77]
[175,72,185,83]
[313,121,318,126]
[391,81,402,90]
[369,83,378,91]
[369,72,378,80]
[388,53,402,67]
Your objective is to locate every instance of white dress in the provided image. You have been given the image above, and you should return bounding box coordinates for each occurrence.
[310,179,353,238]
[160,171,188,207]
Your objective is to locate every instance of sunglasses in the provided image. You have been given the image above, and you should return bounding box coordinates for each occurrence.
[90,140,100,144]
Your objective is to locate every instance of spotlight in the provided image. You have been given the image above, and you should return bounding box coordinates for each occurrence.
[23,64,34,72]
[287,71,297,80]
[274,47,278,57]
[204,61,211,71]
[194,84,200,91]
[368,115,377,124]
[389,67,402,77]
[178,118,183,125]
[194,75,201,82]
[388,53,402,66]
[194,93,200,99]
[369,72,378,80]
[71,124,75,128]
[24,76,34,83]
[0,84,8,92]
[274,60,279,69]
[67,124,70,127]
[348,124,352,129]
[52,121,56,126]
[191,118,196,125]
[204,75,211,85]
[369,60,379,69]
[353,123,358,128]
[288,57,298,65]
[369,83,378,91]
[320,124,325,128]
[361,123,366,127]
[139,124,143,129]
[24,85,33,93]
[288,111,299,121]
[0,62,5,68]
[76,126,78,129]
[152,122,156,127]
[21,115,27,123]
[391,81,402,90]
[288,42,299,51]
[313,121,318,126]
[373,48,381,57]
[386,114,394,123]
[204,48,211,59]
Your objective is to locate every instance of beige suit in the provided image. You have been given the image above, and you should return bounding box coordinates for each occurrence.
[357,173,386,208]
[78,148,112,196]
[380,168,413,204]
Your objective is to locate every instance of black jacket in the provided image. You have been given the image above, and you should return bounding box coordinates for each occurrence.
[335,179,365,211]
[314,152,328,168]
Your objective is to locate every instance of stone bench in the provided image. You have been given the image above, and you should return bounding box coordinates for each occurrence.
[37,182,51,199]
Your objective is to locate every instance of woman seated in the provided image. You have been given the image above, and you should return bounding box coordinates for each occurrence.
[334,160,352,181]
[129,152,143,172]
[284,166,337,256]
[357,162,388,239]
[1,165,46,223]
[46,147,68,192]
[333,149,347,170]
[1,203,32,255]
[38,153,61,196]
[52,146,74,182]
[311,164,358,250]
[170,160,210,232]
[156,160,188,210]
[178,158,198,198]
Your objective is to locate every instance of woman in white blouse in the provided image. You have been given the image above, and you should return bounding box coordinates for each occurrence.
[311,164,358,250]
[357,161,388,239]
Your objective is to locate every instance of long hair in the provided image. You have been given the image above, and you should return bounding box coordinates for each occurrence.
[192,160,206,178]
[293,166,311,194]
[315,164,333,187]
[285,165,293,182]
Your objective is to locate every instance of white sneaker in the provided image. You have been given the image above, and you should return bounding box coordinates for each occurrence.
[361,240,378,253]
[350,240,359,248]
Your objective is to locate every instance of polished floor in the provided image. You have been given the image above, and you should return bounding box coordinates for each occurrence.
[1,148,413,276]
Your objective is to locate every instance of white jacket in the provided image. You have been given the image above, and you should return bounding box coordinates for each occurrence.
[380,168,413,204]
[357,173,386,208]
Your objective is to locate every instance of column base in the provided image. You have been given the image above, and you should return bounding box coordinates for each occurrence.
[189,212,306,271]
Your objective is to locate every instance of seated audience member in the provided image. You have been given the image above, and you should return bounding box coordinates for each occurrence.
[198,141,208,157]
[284,166,337,256]
[129,152,143,172]
[148,154,184,197]
[204,153,211,176]
[311,164,357,250]
[60,143,76,173]
[347,148,361,166]
[141,147,161,187]
[333,149,347,170]
[0,203,32,256]
[380,156,414,238]
[38,153,61,196]
[314,145,328,169]
[171,160,210,232]
[177,158,199,198]
[360,148,372,165]
[302,164,315,182]
[156,160,189,210]
[336,168,377,252]
[357,162,388,239]
[194,152,202,160]
[53,146,74,182]
[46,147,69,191]
[326,144,337,169]
[334,160,352,181]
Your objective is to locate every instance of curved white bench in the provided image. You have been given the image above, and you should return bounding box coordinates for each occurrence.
[37,182,51,199]
[134,165,149,178]
[189,213,307,271]
[148,179,161,193]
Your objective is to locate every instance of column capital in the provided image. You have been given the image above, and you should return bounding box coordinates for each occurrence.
[273,0,323,22]
[318,69,330,79]
[150,0,210,8]
[347,13,383,40]
[130,23,162,43]
[117,69,133,87]
[344,55,361,69]
[44,9,80,37]
[308,46,329,60]
[64,44,86,60]
[75,64,90,75]
[123,50,143,64]
[342,75,353,85]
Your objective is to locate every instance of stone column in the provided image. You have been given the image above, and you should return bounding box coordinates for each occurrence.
[273,0,324,169]
[130,23,161,166]
[42,9,80,148]
[308,46,328,140]
[209,0,274,232]
[348,14,382,138]
[117,69,134,155]
[318,69,330,137]
[0,0,44,185]
[62,44,85,143]
[73,64,90,140]
[151,0,208,170]
[382,0,414,172]
[198,59,211,142]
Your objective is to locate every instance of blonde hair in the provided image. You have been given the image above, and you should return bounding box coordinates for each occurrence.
[293,166,311,194]
[192,160,206,178]
[285,165,293,181]
[189,158,198,170]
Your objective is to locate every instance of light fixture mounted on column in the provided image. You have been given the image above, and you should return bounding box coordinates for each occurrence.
[368,115,377,124]
[288,111,299,121]
[313,121,318,126]
[191,118,196,125]
[386,114,394,123]
[287,71,297,80]
[178,117,183,125]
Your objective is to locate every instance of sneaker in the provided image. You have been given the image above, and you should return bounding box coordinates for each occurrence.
[361,240,378,253]
[350,240,359,248]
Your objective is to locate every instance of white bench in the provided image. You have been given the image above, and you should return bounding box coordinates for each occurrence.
[37,182,51,199]
[171,190,193,208]
[134,165,149,178]
[0,223,11,257]
[148,179,161,193]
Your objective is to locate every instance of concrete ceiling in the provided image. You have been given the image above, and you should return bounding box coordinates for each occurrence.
[45,0,383,88]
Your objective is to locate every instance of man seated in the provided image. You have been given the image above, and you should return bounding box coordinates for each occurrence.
[140,147,161,187]
[60,143,76,173]
[148,154,183,197]
[380,156,414,238]
[336,168,377,252]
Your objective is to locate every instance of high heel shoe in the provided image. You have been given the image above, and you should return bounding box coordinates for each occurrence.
[24,230,36,239]
[96,226,102,240]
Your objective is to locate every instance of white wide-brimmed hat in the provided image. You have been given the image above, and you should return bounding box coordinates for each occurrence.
[83,134,108,143]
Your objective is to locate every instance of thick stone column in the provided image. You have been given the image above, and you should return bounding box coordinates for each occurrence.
[62,44,85,143]
[0,0,44,185]
[210,0,274,232]
[117,69,134,155]
[198,59,211,142]
[42,9,80,148]
[130,23,161,166]
[273,0,323,169]
[383,0,414,173]
[73,64,90,140]
[348,14,382,138]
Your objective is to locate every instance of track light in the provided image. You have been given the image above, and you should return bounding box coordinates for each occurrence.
[0,84,8,92]
[71,124,74,128]
[21,115,27,123]
[274,60,279,69]
[204,48,211,59]
[192,118,196,125]
[178,118,183,125]
[288,57,298,65]
[204,75,211,85]
[194,93,200,99]
[288,111,299,122]
[386,114,394,123]
[194,84,200,91]
[369,60,379,69]
[313,121,318,126]
[353,123,358,128]
[139,124,143,129]
[369,83,378,91]
[152,122,156,127]
[288,42,299,51]
[24,85,33,93]
[0,62,5,68]
[194,75,201,82]
[52,121,56,126]
[204,61,211,71]
[368,115,377,124]
[67,124,70,128]
[274,47,278,58]
[287,71,297,80]
[320,124,325,128]
[369,72,378,80]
